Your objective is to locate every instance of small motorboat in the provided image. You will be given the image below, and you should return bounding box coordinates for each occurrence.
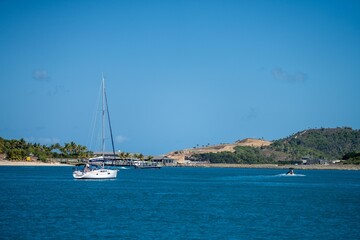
[286,168,295,175]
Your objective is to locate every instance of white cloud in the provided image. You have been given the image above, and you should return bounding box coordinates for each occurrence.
[272,67,308,83]
[48,85,70,96]
[242,107,258,120]
[33,69,50,82]
[115,135,127,143]
[246,107,257,120]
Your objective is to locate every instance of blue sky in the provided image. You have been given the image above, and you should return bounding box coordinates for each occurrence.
[0,0,359,155]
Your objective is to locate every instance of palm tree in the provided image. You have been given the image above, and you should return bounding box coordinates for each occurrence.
[76,144,88,158]
[124,152,131,160]
[50,143,61,151]
[62,143,70,156]
[133,153,139,160]
[19,138,27,149]
[118,152,127,160]
[70,142,77,155]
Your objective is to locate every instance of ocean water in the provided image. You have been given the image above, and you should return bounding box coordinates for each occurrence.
[0,167,359,240]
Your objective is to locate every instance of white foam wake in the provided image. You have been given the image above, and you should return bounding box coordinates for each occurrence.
[277,173,306,177]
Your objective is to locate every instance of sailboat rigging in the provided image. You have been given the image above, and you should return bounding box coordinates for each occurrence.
[73,76,118,179]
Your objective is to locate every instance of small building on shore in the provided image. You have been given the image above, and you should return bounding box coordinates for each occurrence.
[302,157,329,165]
[152,155,175,165]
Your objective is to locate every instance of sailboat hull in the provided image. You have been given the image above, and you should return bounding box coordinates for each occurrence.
[73,169,118,179]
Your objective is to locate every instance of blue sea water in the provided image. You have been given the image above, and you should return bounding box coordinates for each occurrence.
[0,167,359,240]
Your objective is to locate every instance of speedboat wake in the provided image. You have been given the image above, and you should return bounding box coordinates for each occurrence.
[276,173,306,177]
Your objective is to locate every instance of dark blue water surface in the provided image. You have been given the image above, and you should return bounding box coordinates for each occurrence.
[0,167,359,239]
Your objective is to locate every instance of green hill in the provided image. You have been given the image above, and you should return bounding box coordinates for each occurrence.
[271,127,360,160]
[193,127,360,164]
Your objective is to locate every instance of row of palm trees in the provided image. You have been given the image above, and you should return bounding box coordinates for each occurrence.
[0,138,91,160]
[118,152,154,161]
[56,142,89,158]
[0,137,154,161]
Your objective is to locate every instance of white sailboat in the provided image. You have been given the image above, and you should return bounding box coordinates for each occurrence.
[73,76,118,179]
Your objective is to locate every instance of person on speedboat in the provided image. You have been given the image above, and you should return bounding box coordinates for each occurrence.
[286,168,294,175]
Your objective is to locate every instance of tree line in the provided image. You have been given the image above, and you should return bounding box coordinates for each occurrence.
[0,137,154,162]
[193,146,275,164]
[0,138,91,161]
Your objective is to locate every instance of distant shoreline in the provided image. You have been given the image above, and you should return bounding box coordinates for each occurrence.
[0,160,359,170]
[0,160,72,167]
[177,163,360,170]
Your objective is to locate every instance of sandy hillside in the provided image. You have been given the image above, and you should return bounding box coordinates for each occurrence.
[167,138,272,162]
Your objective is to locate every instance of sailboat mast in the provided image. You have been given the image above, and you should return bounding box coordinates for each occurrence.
[102,75,105,158]
[105,89,116,160]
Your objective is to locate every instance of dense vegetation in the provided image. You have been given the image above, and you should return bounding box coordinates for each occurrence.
[0,138,91,161]
[270,127,360,160]
[342,151,360,164]
[193,146,275,164]
[193,127,360,164]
